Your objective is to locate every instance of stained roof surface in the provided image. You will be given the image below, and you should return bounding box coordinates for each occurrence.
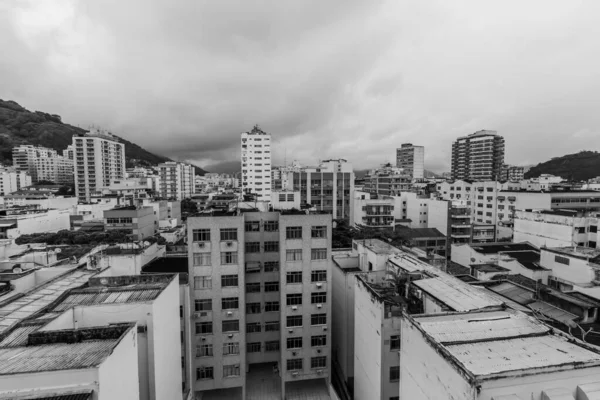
[470,242,537,254]
[18,392,92,400]
[413,277,504,312]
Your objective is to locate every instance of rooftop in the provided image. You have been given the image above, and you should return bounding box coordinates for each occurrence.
[470,264,510,273]
[500,250,547,271]
[545,246,600,263]
[394,227,445,239]
[413,310,600,378]
[468,242,538,255]
[413,277,504,312]
[0,324,133,375]
[356,238,400,255]
[19,392,93,400]
[142,257,189,284]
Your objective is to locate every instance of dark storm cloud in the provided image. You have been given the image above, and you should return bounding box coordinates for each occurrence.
[3,0,600,173]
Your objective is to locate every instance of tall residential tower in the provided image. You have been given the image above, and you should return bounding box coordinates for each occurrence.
[396,143,424,180]
[241,125,272,202]
[451,130,505,181]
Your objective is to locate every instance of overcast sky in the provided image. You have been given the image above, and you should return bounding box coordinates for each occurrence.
[2,0,600,173]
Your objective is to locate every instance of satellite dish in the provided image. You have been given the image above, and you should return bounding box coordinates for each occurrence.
[54,248,62,253]
[143,241,150,247]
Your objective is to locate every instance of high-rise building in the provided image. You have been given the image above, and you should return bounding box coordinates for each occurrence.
[288,159,354,221]
[0,166,31,195]
[451,130,505,181]
[241,125,272,201]
[396,143,425,180]
[73,132,125,202]
[158,161,195,200]
[187,210,332,399]
[12,144,74,184]
[62,144,75,160]
[363,164,411,197]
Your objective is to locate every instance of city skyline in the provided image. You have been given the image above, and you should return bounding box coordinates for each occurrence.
[2,1,600,172]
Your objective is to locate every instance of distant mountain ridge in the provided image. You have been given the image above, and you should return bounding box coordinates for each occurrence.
[525,150,600,181]
[0,99,207,175]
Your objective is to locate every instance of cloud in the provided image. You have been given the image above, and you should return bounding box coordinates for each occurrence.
[2,0,600,173]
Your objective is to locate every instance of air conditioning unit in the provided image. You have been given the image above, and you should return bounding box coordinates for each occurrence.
[316,282,323,288]
[316,304,322,309]
[292,351,297,356]
[288,329,294,333]
[317,369,324,374]
[291,306,298,311]
[317,349,322,354]
[228,334,234,338]
[323,326,327,331]
[226,311,233,316]
[227,241,233,247]
[201,337,206,341]
[291,372,299,377]
[198,242,205,248]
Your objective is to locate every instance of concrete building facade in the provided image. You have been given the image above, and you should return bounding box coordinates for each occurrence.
[158,161,195,200]
[396,143,425,180]
[12,144,74,184]
[0,167,32,196]
[103,206,156,240]
[451,130,505,181]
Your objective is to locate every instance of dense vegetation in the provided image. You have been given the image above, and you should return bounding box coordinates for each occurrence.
[525,150,600,181]
[332,220,411,249]
[0,99,206,174]
[16,229,137,246]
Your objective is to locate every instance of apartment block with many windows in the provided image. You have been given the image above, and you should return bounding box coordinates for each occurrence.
[12,144,74,184]
[451,130,505,181]
[241,125,272,202]
[396,143,425,180]
[187,210,333,399]
[158,161,195,200]
[73,133,125,202]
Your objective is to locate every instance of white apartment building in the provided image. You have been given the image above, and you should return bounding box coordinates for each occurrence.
[540,246,600,292]
[187,210,333,400]
[158,161,195,200]
[514,210,599,249]
[0,166,31,196]
[12,144,74,184]
[73,133,126,202]
[451,130,505,181]
[396,143,425,180]
[241,125,272,201]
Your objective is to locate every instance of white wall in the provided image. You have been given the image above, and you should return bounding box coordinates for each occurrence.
[7,210,70,238]
[98,327,140,400]
[513,218,574,248]
[400,318,475,400]
[332,263,359,384]
[497,258,550,284]
[0,370,98,399]
[451,244,498,267]
[354,279,383,400]
[540,249,597,286]
[428,200,449,236]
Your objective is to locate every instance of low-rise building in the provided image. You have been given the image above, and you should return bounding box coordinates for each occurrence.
[103,206,156,240]
[0,208,71,239]
[393,227,447,258]
[451,241,538,267]
[540,246,600,291]
[271,190,301,210]
[401,309,600,399]
[428,199,472,254]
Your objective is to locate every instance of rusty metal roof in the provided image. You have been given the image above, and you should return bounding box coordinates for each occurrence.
[0,339,118,374]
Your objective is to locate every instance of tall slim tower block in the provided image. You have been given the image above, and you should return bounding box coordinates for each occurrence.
[396,144,424,180]
[241,125,272,201]
[451,130,505,181]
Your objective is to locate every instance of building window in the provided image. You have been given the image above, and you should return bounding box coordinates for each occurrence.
[220,252,238,265]
[311,270,327,282]
[311,356,326,369]
[196,367,214,380]
[390,335,400,350]
[265,340,280,352]
[311,248,327,260]
[223,342,239,355]
[192,229,210,242]
[246,302,261,314]
[247,342,261,353]
[193,253,211,266]
[287,359,303,371]
[264,221,279,232]
[287,337,303,349]
[590,225,598,233]
[264,261,279,272]
[246,282,261,293]
[286,249,303,261]
[311,335,326,347]
[287,271,302,284]
[264,241,279,252]
[265,301,280,312]
[223,364,240,377]
[389,366,400,382]
[311,226,327,238]
[247,322,261,333]
[311,292,326,304]
[287,293,303,306]
[264,281,279,292]
[194,276,212,290]
[576,226,586,234]
[246,242,260,253]
[196,322,212,335]
[220,228,238,241]
[221,274,238,287]
[287,315,303,327]
[245,221,260,232]
[195,299,212,311]
[222,320,240,333]
[311,314,326,326]
[222,297,239,310]
[196,344,213,357]
[286,226,303,239]
[265,321,280,331]
[555,255,570,265]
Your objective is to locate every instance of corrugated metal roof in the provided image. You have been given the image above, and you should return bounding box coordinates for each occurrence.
[488,282,536,305]
[0,269,95,335]
[414,277,504,312]
[446,335,600,376]
[0,339,117,374]
[529,301,578,325]
[21,392,92,400]
[51,288,161,312]
[0,322,45,348]
[418,311,549,344]
[475,287,532,313]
